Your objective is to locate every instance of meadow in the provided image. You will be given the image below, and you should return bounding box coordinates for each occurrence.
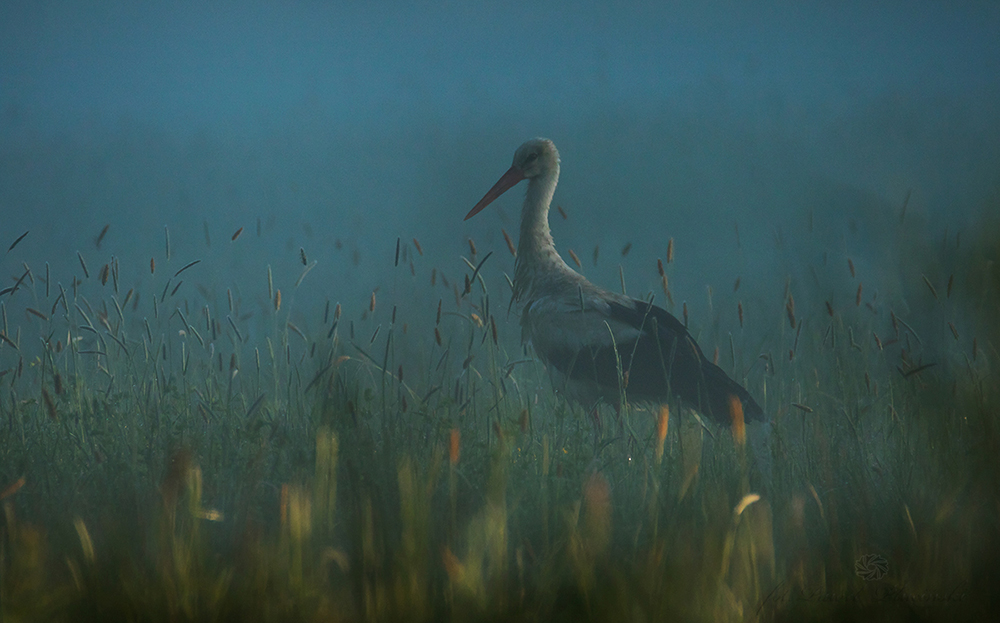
[1,197,997,622]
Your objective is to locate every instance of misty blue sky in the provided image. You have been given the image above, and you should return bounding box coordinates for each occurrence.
[4,1,998,133]
[1,0,999,350]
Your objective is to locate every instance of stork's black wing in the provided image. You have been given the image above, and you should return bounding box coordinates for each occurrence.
[543,298,763,423]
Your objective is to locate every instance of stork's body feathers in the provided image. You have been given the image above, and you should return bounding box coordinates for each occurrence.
[525,294,763,422]
[465,138,763,425]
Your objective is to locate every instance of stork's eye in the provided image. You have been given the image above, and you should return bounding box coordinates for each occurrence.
[526,152,539,163]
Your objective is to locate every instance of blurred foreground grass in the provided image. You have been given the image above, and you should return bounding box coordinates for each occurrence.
[1,208,998,622]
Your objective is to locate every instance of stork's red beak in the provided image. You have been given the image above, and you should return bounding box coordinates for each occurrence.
[464,165,525,220]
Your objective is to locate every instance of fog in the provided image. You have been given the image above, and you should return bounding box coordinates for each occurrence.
[2,0,999,353]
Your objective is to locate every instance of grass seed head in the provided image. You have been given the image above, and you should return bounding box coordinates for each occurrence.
[449,428,460,465]
[655,405,669,464]
[728,395,745,446]
[502,229,516,256]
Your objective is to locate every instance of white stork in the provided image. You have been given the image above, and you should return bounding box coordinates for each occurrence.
[465,138,763,425]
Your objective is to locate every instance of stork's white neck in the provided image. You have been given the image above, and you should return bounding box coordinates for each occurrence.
[514,165,577,301]
[518,168,558,253]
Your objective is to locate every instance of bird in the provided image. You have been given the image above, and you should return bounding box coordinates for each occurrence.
[464,138,763,425]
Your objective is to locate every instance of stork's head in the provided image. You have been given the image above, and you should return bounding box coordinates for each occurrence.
[465,138,560,220]
[512,138,559,179]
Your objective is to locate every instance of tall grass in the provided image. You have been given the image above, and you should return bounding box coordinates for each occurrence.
[0,208,997,622]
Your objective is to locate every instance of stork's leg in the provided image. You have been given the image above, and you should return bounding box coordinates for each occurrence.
[590,405,603,450]
[612,401,642,451]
